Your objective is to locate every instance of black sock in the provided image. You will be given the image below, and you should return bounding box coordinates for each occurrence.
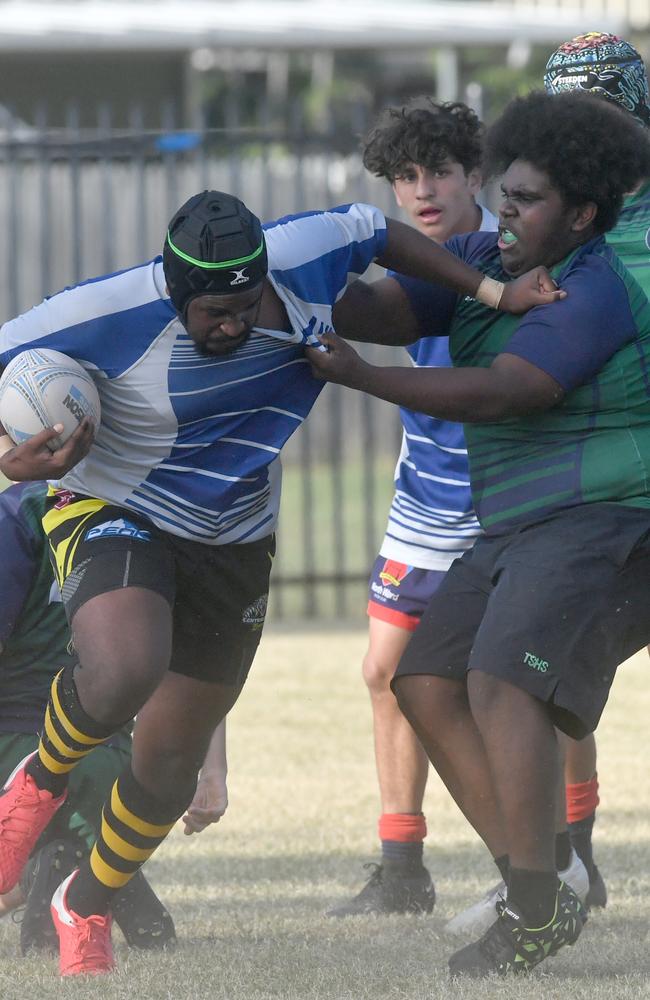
[568,813,595,878]
[507,867,558,927]
[555,830,572,872]
[381,840,424,871]
[494,854,510,882]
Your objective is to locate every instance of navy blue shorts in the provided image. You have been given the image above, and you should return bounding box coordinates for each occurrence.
[367,556,447,632]
[393,503,650,738]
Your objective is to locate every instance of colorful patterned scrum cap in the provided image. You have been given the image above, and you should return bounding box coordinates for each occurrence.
[544,31,650,127]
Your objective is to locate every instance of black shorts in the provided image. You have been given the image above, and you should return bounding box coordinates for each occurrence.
[393,503,650,738]
[43,489,275,686]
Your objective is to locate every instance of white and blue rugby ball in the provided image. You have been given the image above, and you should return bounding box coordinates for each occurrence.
[0,348,101,452]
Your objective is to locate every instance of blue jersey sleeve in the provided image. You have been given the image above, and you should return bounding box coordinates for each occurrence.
[265,204,387,321]
[263,204,388,347]
[502,253,638,391]
[0,259,174,377]
[389,231,498,338]
[265,203,387,272]
[0,485,39,646]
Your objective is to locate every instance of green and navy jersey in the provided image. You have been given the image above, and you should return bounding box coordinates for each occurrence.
[0,482,74,731]
[394,232,650,534]
[0,204,387,545]
[606,181,650,300]
[0,481,132,747]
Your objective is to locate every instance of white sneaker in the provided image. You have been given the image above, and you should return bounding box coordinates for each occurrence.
[443,849,589,939]
[560,847,589,903]
[443,878,505,938]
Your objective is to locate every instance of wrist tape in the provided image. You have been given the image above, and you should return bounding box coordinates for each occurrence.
[474,275,505,310]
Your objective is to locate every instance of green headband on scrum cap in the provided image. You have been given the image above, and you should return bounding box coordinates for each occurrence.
[162,190,268,315]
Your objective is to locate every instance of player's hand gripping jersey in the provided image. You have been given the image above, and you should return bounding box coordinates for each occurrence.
[0,205,386,544]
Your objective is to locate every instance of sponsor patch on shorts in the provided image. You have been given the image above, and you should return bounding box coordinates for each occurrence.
[242,594,268,629]
[368,555,446,618]
[52,488,76,510]
[85,518,151,542]
[523,651,549,672]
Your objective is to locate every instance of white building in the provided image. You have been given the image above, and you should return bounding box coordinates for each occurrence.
[0,0,645,125]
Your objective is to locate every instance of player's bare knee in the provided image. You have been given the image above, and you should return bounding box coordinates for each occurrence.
[467,668,512,717]
[362,649,398,693]
[395,673,467,733]
[74,652,168,725]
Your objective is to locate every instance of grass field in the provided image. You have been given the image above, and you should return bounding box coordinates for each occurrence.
[0,630,649,999]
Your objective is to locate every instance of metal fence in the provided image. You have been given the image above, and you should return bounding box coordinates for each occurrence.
[0,116,407,621]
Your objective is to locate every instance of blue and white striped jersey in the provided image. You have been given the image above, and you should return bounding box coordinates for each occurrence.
[0,203,387,544]
[380,206,497,570]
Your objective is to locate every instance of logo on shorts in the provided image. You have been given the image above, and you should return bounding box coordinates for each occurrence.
[53,489,76,510]
[378,560,413,589]
[523,651,549,673]
[370,581,399,602]
[85,519,151,542]
[242,593,268,630]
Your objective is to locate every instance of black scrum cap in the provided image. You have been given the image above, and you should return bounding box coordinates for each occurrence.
[163,191,268,317]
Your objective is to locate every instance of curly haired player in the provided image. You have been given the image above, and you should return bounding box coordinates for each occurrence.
[329,95,591,926]
[328,98,497,918]
[309,90,650,976]
[450,33,650,936]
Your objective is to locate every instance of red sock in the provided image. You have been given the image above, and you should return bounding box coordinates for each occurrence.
[378,813,427,843]
[379,813,427,866]
[566,773,600,825]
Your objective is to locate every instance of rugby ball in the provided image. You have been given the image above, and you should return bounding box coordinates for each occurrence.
[0,348,101,452]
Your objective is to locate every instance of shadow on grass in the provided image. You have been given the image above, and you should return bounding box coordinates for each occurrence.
[139,841,650,982]
[149,841,495,895]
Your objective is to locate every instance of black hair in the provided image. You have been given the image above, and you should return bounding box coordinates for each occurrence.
[485,90,650,234]
[362,98,483,181]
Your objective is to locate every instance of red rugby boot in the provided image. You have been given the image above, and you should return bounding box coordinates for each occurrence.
[0,752,66,893]
[51,870,115,976]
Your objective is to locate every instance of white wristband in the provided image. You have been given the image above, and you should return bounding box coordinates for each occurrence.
[474,275,505,310]
[0,434,14,459]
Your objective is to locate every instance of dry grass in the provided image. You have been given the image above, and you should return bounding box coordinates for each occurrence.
[0,630,649,999]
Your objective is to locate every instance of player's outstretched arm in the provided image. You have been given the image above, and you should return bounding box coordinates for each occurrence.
[0,419,95,483]
[332,220,567,347]
[378,218,566,314]
[333,276,423,345]
[307,333,564,422]
[182,719,228,836]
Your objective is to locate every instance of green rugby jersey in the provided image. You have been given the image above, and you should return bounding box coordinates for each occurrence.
[395,233,650,534]
[0,482,132,747]
[606,181,650,300]
[0,482,75,730]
